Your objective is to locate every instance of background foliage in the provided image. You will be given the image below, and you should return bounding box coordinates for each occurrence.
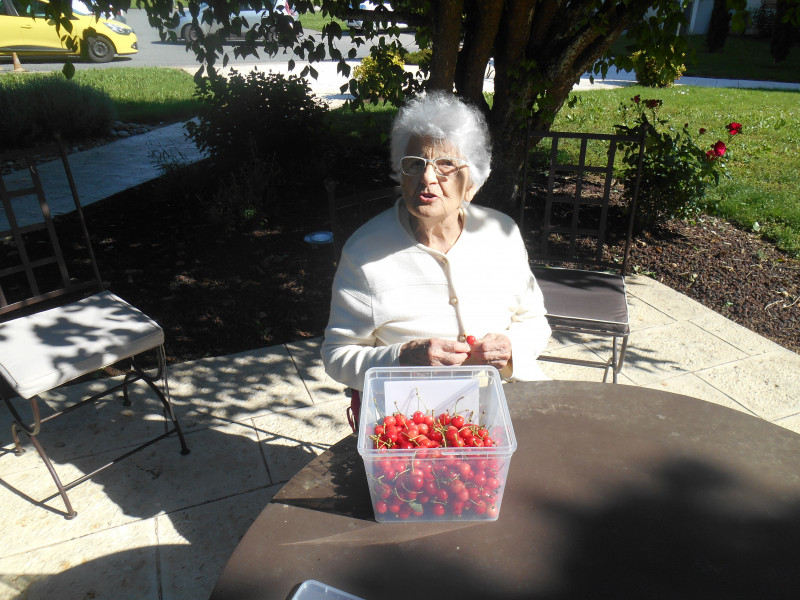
[185,69,329,171]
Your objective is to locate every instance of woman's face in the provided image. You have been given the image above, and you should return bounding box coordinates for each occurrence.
[400,135,476,227]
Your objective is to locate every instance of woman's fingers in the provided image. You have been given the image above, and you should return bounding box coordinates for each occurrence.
[467,333,512,369]
[399,338,470,366]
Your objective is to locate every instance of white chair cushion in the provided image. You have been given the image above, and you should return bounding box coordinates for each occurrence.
[0,291,164,399]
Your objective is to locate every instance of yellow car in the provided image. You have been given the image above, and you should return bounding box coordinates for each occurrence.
[0,0,137,63]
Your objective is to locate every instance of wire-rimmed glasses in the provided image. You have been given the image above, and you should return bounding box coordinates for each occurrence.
[399,156,469,178]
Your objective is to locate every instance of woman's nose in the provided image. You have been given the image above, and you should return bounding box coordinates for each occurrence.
[421,162,438,183]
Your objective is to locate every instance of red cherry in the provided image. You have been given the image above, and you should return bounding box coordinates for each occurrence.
[466,335,477,345]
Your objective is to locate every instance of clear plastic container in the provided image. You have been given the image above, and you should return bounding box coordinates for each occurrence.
[357,366,517,522]
[291,580,365,600]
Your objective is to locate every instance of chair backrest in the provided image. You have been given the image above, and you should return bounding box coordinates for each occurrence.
[0,139,103,320]
[325,179,399,263]
[520,126,647,276]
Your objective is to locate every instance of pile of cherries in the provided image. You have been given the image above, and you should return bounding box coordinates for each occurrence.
[367,410,507,520]
[371,410,497,450]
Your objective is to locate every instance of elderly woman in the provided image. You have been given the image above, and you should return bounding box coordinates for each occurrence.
[322,92,551,398]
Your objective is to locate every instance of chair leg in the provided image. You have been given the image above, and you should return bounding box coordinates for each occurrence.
[128,347,190,456]
[613,334,630,384]
[601,335,629,384]
[6,394,42,456]
[25,430,78,519]
[6,397,77,519]
[3,350,189,519]
[604,334,630,384]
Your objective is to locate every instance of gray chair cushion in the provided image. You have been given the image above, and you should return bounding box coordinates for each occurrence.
[532,266,629,336]
[0,291,163,399]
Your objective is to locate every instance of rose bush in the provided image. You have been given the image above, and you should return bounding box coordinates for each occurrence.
[615,96,742,231]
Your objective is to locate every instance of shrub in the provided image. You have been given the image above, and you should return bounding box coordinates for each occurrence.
[614,96,742,231]
[706,0,732,52]
[751,5,777,37]
[352,46,408,106]
[185,70,329,176]
[630,49,686,88]
[0,74,116,149]
[402,48,432,67]
[770,2,796,65]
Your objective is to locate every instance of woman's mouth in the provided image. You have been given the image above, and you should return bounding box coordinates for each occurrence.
[418,191,437,204]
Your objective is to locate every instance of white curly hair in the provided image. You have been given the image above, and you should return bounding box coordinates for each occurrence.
[389,92,492,192]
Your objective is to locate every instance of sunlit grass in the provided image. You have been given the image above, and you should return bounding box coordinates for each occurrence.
[71,67,199,122]
[297,10,350,33]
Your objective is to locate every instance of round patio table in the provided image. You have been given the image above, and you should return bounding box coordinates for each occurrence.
[209,381,800,600]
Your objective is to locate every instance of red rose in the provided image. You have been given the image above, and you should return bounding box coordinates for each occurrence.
[699,127,706,134]
[632,95,641,104]
[713,141,726,156]
[706,150,716,161]
[644,99,662,109]
[727,122,742,135]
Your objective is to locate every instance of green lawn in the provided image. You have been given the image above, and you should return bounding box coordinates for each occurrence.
[0,67,200,124]
[297,10,350,33]
[610,34,800,84]
[72,68,200,123]
[683,35,800,83]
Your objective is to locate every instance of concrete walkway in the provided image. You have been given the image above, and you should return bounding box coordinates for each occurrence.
[1,62,800,600]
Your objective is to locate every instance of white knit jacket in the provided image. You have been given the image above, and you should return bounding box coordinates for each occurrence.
[321,199,552,391]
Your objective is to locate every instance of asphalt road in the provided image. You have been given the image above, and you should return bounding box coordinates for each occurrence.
[2,8,416,73]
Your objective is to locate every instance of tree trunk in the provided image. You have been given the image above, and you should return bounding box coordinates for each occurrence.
[427,0,465,91]
[706,0,731,52]
[467,0,652,215]
[770,0,796,64]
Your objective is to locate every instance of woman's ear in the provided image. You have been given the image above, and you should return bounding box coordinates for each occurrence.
[465,183,477,202]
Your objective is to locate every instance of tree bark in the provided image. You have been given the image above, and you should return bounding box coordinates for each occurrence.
[428,0,465,91]
[473,0,653,214]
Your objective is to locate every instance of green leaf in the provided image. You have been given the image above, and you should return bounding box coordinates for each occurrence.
[62,61,76,80]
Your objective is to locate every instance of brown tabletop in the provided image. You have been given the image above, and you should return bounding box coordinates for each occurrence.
[210,381,800,600]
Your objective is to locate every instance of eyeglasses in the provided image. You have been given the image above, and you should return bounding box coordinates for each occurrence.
[400,156,469,177]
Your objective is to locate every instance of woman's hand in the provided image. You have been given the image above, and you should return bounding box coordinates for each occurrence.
[465,333,512,371]
[399,338,471,366]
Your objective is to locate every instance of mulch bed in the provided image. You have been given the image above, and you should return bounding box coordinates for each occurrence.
[629,216,800,352]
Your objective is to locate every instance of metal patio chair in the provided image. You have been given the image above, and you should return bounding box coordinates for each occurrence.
[325,179,399,265]
[0,139,190,519]
[520,126,647,383]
